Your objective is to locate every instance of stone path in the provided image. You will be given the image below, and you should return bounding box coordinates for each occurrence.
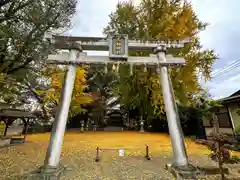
[58,155,240,180]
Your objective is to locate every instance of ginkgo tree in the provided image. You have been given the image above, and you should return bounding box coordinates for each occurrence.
[44,65,93,119]
[104,0,217,120]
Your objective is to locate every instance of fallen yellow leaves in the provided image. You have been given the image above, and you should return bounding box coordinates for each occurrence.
[0,132,239,180]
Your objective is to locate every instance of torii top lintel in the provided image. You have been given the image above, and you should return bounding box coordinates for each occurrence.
[49,34,190,53]
[46,34,188,67]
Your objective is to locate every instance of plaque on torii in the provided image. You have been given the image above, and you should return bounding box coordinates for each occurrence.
[109,34,128,59]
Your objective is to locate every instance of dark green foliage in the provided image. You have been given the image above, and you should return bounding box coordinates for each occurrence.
[0,0,77,119]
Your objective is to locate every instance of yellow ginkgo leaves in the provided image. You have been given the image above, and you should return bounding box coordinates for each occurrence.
[45,66,93,118]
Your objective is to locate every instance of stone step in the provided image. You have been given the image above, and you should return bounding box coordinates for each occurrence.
[104,126,123,132]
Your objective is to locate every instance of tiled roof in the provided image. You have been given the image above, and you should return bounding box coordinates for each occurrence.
[229,90,240,97]
[217,94,240,103]
[0,109,35,118]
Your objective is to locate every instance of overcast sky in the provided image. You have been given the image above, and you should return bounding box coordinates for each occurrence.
[70,0,240,99]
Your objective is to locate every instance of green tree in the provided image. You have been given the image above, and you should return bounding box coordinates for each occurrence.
[43,66,93,119]
[104,0,217,118]
[0,0,76,75]
[86,65,120,125]
[0,0,77,117]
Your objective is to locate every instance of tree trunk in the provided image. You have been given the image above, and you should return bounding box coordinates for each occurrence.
[213,113,225,179]
[2,118,8,136]
[212,113,219,133]
[4,124,8,136]
[219,160,225,180]
[22,118,29,142]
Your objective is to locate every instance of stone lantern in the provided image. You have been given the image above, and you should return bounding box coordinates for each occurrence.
[80,120,84,132]
[85,120,89,131]
[139,116,145,133]
[92,120,97,132]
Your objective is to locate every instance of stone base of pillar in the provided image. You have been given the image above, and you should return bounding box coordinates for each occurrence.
[165,163,203,179]
[27,164,66,180]
[140,127,145,133]
[93,125,97,132]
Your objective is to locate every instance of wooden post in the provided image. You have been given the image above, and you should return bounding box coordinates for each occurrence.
[23,118,30,142]
[145,145,151,160]
[3,118,8,136]
[95,147,100,162]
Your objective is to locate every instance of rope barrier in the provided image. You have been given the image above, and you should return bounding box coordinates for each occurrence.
[95,144,151,162]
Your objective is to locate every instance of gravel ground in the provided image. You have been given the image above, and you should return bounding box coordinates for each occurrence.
[0,132,239,180]
[59,154,240,180]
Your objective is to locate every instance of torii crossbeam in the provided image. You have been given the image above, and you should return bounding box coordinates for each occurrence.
[29,34,200,180]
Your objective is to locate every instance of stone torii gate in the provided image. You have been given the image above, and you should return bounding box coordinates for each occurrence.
[29,34,199,179]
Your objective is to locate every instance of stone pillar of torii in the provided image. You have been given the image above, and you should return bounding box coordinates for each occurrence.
[30,34,200,179]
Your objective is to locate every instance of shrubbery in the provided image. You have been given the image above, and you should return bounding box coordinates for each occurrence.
[198,132,240,179]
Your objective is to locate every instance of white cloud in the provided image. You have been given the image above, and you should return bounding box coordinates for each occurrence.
[207,68,240,98]
[131,0,141,6]
[192,0,240,99]
[71,0,119,37]
[228,73,240,82]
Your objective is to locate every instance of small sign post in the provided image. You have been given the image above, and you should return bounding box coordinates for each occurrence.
[119,149,124,157]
